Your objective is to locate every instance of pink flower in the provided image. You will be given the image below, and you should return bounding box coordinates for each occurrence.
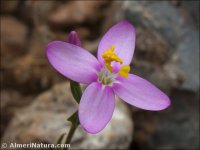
[46,20,170,134]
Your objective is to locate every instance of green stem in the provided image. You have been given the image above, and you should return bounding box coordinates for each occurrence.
[64,111,79,150]
[65,123,78,144]
[59,81,81,149]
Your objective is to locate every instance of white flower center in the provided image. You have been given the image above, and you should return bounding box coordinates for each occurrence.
[97,67,117,86]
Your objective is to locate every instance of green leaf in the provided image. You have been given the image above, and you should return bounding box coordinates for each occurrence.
[65,111,79,144]
[70,80,82,103]
[67,111,79,126]
[56,133,65,150]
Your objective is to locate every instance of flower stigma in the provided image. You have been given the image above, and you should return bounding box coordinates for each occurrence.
[98,66,117,85]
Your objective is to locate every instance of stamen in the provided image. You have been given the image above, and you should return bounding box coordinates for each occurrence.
[102,45,130,78]
[102,45,122,72]
[118,65,130,78]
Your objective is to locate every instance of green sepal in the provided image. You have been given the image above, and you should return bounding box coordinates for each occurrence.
[70,80,82,103]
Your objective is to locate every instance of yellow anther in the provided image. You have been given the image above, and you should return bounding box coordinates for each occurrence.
[102,45,130,78]
[102,45,122,72]
[118,65,130,78]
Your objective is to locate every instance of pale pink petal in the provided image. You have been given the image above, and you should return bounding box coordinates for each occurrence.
[46,41,101,84]
[98,20,136,65]
[113,74,170,111]
[79,82,115,134]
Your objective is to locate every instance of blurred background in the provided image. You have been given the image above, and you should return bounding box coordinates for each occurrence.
[0,0,199,149]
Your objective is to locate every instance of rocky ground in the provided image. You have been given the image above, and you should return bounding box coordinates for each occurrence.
[1,0,199,149]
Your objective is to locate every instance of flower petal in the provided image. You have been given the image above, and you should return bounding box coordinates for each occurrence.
[98,20,136,65]
[79,82,115,134]
[46,41,101,84]
[113,74,170,111]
